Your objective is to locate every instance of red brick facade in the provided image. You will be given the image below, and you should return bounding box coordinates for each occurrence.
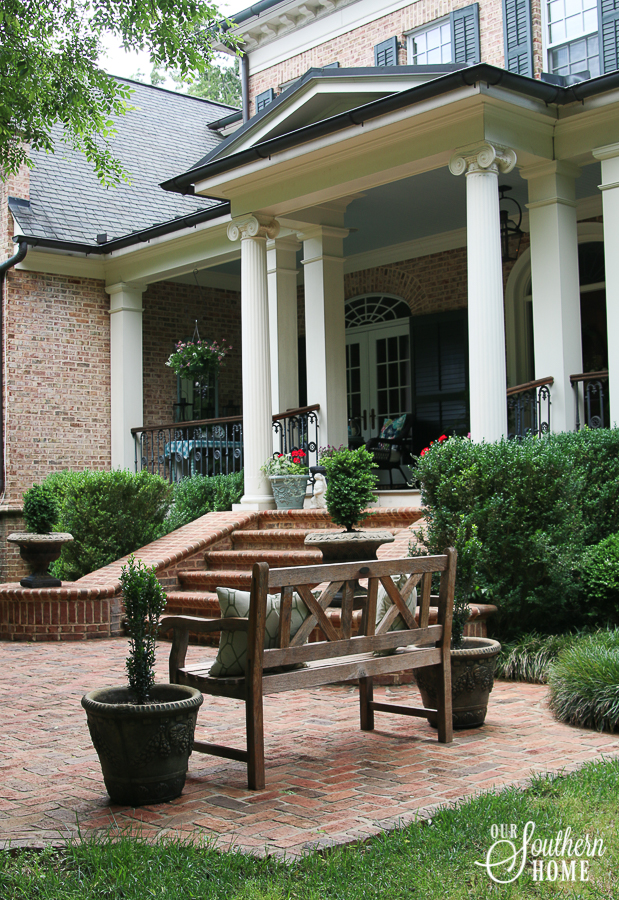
[248,0,540,114]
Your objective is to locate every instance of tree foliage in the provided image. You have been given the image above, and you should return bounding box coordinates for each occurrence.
[136,56,242,108]
[0,0,238,184]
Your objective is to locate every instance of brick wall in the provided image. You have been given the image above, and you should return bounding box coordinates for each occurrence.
[0,160,29,257]
[249,0,509,114]
[2,269,111,507]
[142,280,242,426]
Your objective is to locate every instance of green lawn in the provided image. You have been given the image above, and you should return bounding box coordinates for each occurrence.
[2,757,617,899]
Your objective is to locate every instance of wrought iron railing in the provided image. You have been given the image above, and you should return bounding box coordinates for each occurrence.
[571,371,609,430]
[272,404,320,469]
[132,416,243,481]
[507,377,553,439]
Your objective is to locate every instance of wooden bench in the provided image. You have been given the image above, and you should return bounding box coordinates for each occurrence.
[161,551,456,790]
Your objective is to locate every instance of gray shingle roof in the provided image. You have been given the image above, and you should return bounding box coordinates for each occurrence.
[11,78,236,245]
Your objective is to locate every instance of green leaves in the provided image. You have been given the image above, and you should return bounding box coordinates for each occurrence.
[121,555,167,704]
[0,0,239,183]
[322,447,378,532]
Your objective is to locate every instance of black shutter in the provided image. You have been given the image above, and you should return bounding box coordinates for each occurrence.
[374,36,398,67]
[503,0,533,76]
[450,4,481,65]
[256,88,275,112]
[599,0,619,73]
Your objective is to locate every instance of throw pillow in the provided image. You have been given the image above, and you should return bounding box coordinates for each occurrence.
[209,587,310,677]
[379,418,394,438]
[374,574,417,657]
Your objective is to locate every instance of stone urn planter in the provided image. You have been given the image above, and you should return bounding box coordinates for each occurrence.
[82,684,203,806]
[269,474,308,510]
[304,529,394,563]
[7,532,74,588]
[415,636,501,729]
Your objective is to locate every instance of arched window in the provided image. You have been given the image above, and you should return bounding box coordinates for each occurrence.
[345,294,411,327]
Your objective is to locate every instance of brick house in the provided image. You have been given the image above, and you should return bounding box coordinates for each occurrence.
[2,0,619,576]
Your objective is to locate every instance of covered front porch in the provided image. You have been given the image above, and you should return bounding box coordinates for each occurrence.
[106,65,619,507]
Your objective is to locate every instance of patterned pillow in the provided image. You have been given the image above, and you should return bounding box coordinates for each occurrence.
[380,413,408,440]
[374,574,417,657]
[209,587,310,677]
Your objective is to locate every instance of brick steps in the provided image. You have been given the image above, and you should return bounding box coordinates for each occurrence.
[178,570,253,590]
[204,549,322,568]
[231,528,325,549]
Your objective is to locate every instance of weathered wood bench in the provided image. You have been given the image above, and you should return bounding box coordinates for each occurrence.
[161,551,456,790]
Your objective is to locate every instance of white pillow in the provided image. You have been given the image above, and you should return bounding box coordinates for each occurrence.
[209,587,310,677]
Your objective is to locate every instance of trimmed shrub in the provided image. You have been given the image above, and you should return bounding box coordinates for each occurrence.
[121,555,167,705]
[548,630,619,732]
[164,471,244,533]
[47,470,173,581]
[414,429,619,641]
[321,447,378,531]
[23,483,59,533]
[579,533,619,625]
[496,632,583,683]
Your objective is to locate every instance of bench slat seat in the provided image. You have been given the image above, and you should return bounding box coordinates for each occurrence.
[161,551,456,789]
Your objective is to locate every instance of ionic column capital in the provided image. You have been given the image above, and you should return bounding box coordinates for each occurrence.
[449,142,517,177]
[227,214,280,242]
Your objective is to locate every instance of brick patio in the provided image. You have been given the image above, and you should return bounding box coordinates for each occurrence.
[2,639,618,857]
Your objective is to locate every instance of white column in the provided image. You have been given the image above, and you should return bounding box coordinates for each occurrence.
[593,143,619,426]
[521,161,582,432]
[106,282,145,470]
[228,214,279,509]
[450,143,516,442]
[301,225,348,449]
[267,234,300,416]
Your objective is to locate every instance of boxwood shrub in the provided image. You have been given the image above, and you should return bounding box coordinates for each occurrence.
[164,471,244,533]
[414,429,619,641]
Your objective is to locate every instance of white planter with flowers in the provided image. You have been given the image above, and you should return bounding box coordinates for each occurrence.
[261,450,309,510]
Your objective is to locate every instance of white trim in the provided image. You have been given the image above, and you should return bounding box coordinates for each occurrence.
[344,226,467,273]
[16,249,106,280]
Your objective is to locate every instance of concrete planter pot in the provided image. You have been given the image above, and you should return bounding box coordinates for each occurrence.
[415,636,501,729]
[7,532,74,588]
[81,684,203,806]
[304,529,394,563]
[269,474,308,510]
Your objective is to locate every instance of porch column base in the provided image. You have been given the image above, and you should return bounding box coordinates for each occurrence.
[232,497,277,512]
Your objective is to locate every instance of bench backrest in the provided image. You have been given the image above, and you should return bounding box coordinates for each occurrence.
[248,551,456,673]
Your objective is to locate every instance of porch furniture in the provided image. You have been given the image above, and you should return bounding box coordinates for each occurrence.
[161,551,456,790]
[364,412,414,486]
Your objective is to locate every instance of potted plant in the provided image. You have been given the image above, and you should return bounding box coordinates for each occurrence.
[261,449,309,510]
[81,556,203,806]
[305,446,393,562]
[166,327,231,406]
[7,483,73,588]
[415,526,501,728]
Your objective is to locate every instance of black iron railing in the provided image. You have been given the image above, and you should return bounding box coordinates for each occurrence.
[507,377,553,439]
[272,404,320,469]
[132,416,243,481]
[571,371,609,430]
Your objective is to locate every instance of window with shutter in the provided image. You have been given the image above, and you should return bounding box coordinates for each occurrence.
[503,0,534,76]
[544,0,600,77]
[451,4,481,65]
[374,36,398,67]
[599,0,619,73]
[255,88,276,112]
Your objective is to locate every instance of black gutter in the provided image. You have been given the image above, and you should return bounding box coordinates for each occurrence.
[13,202,230,256]
[161,63,619,195]
[208,110,244,131]
[0,237,28,496]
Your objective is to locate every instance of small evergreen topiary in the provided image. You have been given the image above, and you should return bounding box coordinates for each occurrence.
[548,629,619,732]
[579,533,619,626]
[321,447,378,532]
[121,555,167,705]
[23,483,59,534]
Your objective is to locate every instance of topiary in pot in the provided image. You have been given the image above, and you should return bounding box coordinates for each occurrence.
[81,555,203,806]
[305,447,393,567]
[6,483,73,588]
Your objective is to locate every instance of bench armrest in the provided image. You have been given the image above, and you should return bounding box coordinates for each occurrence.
[160,615,248,682]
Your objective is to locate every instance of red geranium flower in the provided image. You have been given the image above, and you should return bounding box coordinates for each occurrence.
[438,434,448,443]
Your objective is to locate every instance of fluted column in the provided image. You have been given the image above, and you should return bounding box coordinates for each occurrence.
[450,143,516,442]
[593,143,619,426]
[106,282,146,470]
[228,214,280,509]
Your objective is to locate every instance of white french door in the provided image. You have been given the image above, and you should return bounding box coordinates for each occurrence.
[346,320,411,443]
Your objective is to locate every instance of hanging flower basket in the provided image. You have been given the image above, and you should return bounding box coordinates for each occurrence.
[166,322,231,390]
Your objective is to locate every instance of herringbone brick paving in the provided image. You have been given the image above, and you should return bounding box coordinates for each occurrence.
[1,639,618,857]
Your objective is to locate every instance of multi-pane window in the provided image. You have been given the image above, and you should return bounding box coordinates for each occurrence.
[546,0,600,77]
[407,20,452,65]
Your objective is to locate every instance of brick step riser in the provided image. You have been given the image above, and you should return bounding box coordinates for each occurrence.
[177,572,253,590]
[252,510,421,531]
[203,551,322,569]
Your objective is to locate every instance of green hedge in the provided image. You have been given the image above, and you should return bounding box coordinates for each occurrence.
[48,470,173,581]
[414,429,619,641]
[41,469,244,581]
